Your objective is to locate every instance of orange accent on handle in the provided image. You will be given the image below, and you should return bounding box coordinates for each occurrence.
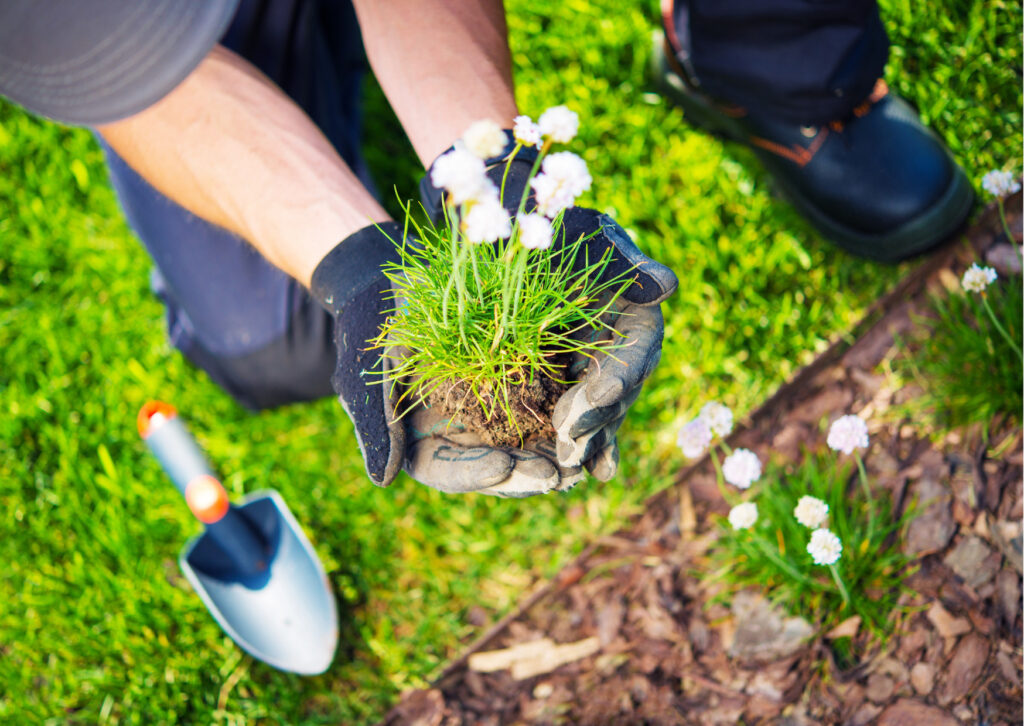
[138,400,178,439]
[185,475,230,524]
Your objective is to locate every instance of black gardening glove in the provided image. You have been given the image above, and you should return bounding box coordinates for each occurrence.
[310,222,407,487]
[420,140,679,481]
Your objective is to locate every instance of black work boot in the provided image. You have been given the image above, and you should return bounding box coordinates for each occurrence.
[651,31,975,262]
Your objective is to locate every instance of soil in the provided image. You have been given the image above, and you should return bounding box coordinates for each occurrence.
[381,193,1023,726]
[426,369,570,448]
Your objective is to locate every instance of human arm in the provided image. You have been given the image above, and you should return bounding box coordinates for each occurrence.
[96,44,390,287]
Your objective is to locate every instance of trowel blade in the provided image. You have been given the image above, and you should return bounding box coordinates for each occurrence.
[180,490,338,675]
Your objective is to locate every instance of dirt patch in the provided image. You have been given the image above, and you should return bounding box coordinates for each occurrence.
[380,194,1023,725]
[425,370,569,448]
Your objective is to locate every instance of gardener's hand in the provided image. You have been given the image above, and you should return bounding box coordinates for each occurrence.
[311,222,408,487]
[421,148,678,481]
[403,405,586,497]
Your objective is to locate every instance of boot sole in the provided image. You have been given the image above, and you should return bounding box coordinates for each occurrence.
[651,32,976,262]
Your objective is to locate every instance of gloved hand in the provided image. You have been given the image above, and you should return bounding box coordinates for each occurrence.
[421,143,678,482]
[309,221,600,495]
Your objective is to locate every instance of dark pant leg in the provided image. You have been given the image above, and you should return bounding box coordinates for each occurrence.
[101,0,370,410]
[668,0,889,125]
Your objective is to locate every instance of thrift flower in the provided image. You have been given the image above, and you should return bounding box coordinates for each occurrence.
[538,105,579,143]
[463,196,511,243]
[462,120,507,159]
[530,151,592,218]
[728,502,758,530]
[981,169,1021,198]
[431,147,490,205]
[516,213,554,250]
[677,417,712,459]
[794,495,829,529]
[722,448,761,489]
[807,528,843,565]
[512,115,541,147]
[700,401,734,437]
[961,263,998,293]
[827,415,869,455]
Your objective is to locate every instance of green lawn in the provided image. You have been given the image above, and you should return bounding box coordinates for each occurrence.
[1,1,1020,723]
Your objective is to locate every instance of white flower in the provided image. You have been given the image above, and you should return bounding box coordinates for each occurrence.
[431,147,491,205]
[807,528,843,565]
[722,448,761,489]
[728,502,758,530]
[463,196,511,243]
[512,115,541,147]
[538,105,579,143]
[461,120,508,159]
[961,263,998,293]
[700,401,734,437]
[516,213,553,250]
[794,496,829,529]
[827,415,869,455]
[529,152,592,218]
[981,169,1021,198]
[677,417,712,459]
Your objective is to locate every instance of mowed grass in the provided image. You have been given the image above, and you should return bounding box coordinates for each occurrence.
[1,1,1019,723]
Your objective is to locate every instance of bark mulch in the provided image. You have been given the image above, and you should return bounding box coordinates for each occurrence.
[381,194,1023,726]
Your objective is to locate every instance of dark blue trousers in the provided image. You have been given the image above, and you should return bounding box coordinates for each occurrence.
[100,0,367,410]
[666,0,889,124]
[103,0,890,410]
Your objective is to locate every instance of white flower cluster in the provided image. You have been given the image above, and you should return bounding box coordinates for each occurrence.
[677,400,733,460]
[676,417,712,459]
[728,502,758,530]
[826,415,869,455]
[700,401,734,437]
[981,169,1021,198]
[961,263,997,293]
[722,448,761,489]
[793,495,829,529]
[431,109,590,246]
[806,528,843,566]
[530,151,592,218]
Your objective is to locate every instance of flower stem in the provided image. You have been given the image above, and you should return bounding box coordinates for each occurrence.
[500,144,521,206]
[709,450,735,506]
[515,140,550,220]
[981,292,1023,365]
[854,452,874,544]
[997,199,1018,250]
[828,563,852,610]
[510,247,529,338]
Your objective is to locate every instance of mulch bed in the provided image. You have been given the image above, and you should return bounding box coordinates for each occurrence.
[381,194,1023,726]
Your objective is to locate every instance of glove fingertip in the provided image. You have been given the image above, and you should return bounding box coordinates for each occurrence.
[621,260,679,306]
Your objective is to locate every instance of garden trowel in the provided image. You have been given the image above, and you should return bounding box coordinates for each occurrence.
[137,401,337,675]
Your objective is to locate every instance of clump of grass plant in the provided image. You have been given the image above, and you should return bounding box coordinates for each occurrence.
[679,407,912,642]
[374,110,630,441]
[896,259,1022,436]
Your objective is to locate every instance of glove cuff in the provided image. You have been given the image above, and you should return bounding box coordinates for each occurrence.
[310,221,403,316]
[418,133,539,222]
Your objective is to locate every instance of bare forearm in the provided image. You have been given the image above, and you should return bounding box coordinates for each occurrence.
[97,45,389,287]
[353,0,519,164]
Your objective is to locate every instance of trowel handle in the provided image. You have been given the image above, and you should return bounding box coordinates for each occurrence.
[138,401,268,576]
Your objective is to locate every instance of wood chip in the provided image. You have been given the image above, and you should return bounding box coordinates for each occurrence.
[468,638,555,672]
[910,662,935,695]
[876,698,959,726]
[925,601,972,639]
[510,637,601,680]
[937,632,989,706]
[825,615,861,640]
